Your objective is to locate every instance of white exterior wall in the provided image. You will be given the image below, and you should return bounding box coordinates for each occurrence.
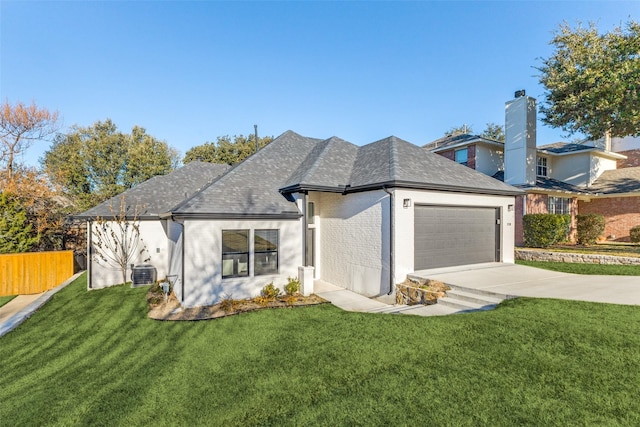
[393,189,516,285]
[550,153,617,187]
[182,218,303,307]
[550,154,590,186]
[89,220,169,289]
[475,144,503,176]
[167,220,184,301]
[611,136,640,152]
[310,191,390,297]
[589,155,617,186]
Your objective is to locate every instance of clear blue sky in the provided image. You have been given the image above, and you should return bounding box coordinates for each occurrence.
[1,1,638,166]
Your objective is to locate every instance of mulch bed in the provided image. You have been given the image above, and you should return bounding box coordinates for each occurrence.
[147,286,329,321]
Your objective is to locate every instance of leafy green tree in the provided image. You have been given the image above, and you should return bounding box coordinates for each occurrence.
[43,119,180,211]
[184,134,273,165]
[444,123,505,141]
[538,20,640,139]
[444,124,474,137]
[480,122,505,142]
[0,192,40,253]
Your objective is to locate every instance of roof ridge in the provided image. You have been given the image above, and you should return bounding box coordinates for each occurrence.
[388,136,397,181]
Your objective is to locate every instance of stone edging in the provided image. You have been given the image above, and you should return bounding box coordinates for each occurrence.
[515,248,640,265]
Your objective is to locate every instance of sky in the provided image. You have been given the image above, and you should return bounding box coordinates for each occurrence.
[1,1,638,167]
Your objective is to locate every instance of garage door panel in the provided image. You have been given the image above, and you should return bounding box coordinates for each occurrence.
[414,205,498,270]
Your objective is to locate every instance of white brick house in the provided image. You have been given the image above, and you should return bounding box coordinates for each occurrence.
[80,131,521,307]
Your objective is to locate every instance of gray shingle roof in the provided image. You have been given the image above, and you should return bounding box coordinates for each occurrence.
[348,136,519,195]
[282,136,358,192]
[76,161,230,219]
[589,167,640,194]
[492,171,591,194]
[537,142,595,154]
[171,131,322,218]
[169,130,522,219]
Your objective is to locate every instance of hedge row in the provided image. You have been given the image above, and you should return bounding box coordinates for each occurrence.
[523,214,571,248]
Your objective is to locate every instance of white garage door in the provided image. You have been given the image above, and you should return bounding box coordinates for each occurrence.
[414,205,500,270]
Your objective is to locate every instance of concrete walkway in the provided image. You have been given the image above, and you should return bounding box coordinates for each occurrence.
[314,280,460,317]
[411,262,640,306]
[316,263,640,317]
[0,272,83,338]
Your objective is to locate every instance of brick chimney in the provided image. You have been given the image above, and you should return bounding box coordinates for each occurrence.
[504,90,537,186]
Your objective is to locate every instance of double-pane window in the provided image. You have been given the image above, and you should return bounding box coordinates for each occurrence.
[537,157,548,177]
[254,230,278,275]
[548,196,571,215]
[222,230,249,278]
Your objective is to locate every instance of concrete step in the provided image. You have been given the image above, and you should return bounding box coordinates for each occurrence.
[437,297,499,312]
[445,283,512,300]
[445,289,503,306]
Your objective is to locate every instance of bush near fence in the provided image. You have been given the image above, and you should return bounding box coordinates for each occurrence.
[0,251,74,296]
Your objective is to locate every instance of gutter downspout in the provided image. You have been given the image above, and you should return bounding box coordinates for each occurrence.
[382,187,394,295]
[301,192,307,267]
[180,221,185,303]
[87,220,92,289]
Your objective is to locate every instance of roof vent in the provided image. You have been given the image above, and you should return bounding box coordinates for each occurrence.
[514,89,526,98]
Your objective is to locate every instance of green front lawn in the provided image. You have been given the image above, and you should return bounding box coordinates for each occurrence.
[517,259,640,275]
[0,295,16,308]
[1,273,640,425]
[551,243,640,257]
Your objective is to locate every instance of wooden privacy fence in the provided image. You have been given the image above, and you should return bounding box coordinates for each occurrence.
[0,251,74,296]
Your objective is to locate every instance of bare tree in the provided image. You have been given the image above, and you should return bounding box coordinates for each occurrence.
[92,196,149,284]
[0,100,59,181]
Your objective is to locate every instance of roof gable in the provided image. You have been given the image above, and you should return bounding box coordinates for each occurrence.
[349,136,519,195]
[283,136,358,191]
[172,131,320,218]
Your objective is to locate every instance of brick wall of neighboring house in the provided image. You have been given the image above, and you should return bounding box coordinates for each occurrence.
[578,196,640,241]
[436,145,477,169]
[515,193,577,245]
[569,197,578,243]
[467,145,476,170]
[439,150,455,162]
[617,149,640,168]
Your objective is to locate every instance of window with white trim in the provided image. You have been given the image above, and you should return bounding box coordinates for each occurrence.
[222,230,249,278]
[455,148,468,166]
[548,196,571,215]
[537,156,548,177]
[254,229,279,275]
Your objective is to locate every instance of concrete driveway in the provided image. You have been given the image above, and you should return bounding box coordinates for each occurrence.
[411,263,640,306]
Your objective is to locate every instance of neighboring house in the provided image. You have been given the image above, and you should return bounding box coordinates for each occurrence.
[79,131,521,307]
[75,161,230,289]
[424,91,639,243]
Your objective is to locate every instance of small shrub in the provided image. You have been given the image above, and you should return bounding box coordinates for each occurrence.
[220,294,239,313]
[284,277,301,296]
[254,295,271,306]
[630,226,640,243]
[576,214,605,245]
[261,282,281,299]
[523,214,571,248]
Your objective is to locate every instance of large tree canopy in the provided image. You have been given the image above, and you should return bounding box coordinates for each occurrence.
[538,20,640,139]
[184,134,273,165]
[43,119,180,211]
